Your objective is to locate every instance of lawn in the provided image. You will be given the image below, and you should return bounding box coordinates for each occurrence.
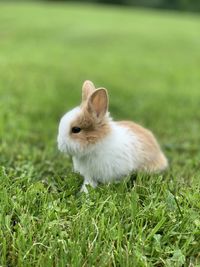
[0,2,200,266]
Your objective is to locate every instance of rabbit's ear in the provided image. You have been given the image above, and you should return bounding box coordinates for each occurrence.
[82,80,95,102]
[88,88,109,119]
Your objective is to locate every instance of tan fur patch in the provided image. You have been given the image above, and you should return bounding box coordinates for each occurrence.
[88,88,108,118]
[117,121,168,172]
[70,107,111,146]
[82,80,95,102]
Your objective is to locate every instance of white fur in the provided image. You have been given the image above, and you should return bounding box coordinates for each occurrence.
[72,122,141,183]
[57,111,143,192]
[57,107,82,156]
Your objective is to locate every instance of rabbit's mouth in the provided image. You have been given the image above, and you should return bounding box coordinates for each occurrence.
[57,140,67,154]
[63,141,83,157]
[65,145,75,156]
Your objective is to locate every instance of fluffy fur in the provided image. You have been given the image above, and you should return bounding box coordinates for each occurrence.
[57,80,168,192]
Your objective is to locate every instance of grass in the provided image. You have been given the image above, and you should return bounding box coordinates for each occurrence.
[0,2,200,266]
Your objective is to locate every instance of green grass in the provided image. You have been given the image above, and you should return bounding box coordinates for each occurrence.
[0,2,200,266]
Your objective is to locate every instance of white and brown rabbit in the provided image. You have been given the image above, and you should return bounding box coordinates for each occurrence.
[57,81,168,192]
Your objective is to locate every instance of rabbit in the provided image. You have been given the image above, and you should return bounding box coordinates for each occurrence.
[57,80,168,193]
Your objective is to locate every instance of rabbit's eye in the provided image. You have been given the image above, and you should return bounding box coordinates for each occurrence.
[72,127,81,133]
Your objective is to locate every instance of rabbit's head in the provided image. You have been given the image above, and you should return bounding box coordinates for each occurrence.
[57,81,111,156]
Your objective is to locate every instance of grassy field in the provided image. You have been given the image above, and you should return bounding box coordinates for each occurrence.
[0,2,200,266]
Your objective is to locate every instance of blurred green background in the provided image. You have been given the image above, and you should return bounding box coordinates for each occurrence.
[2,0,200,12]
